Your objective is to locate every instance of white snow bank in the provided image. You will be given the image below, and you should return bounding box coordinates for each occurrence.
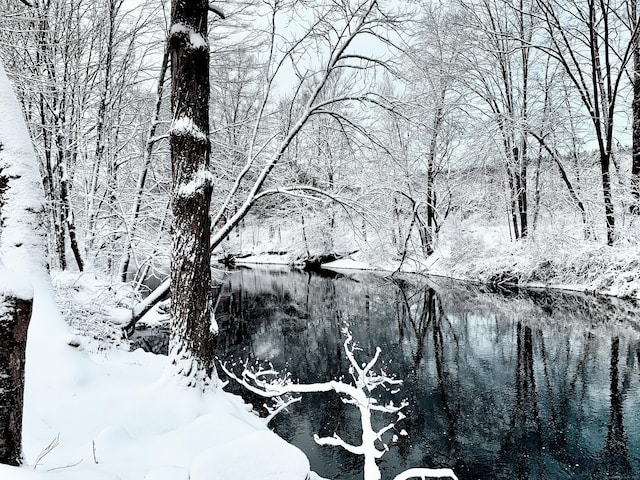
[17,335,311,480]
[190,430,309,480]
[429,232,640,300]
[6,271,312,480]
[233,253,292,265]
[0,465,119,480]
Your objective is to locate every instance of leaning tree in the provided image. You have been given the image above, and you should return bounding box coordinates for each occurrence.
[0,60,48,465]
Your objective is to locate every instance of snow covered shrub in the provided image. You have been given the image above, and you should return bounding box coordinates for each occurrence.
[51,271,139,351]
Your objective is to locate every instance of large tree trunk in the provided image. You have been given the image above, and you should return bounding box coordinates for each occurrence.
[167,0,216,386]
[0,60,49,466]
[0,290,31,466]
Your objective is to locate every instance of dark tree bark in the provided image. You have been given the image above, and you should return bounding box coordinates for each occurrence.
[601,156,616,245]
[0,293,31,466]
[168,0,216,386]
[631,0,640,214]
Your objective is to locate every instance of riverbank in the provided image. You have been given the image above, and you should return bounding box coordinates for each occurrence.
[11,234,636,479]
[0,271,318,480]
[424,234,640,301]
[229,233,640,303]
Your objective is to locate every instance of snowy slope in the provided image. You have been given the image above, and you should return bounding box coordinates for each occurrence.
[1,273,312,480]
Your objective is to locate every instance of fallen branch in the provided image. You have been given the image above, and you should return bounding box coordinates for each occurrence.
[392,468,459,480]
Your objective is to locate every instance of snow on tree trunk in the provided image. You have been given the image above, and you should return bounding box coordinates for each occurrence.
[168,0,217,387]
[0,59,48,465]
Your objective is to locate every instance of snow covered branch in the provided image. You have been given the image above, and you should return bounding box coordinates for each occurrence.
[392,468,459,480]
[208,3,225,19]
[221,325,458,480]
[220,326,412,480]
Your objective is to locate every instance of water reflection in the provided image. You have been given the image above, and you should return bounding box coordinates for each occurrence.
[592,337,634,479]
[136,267,640,479]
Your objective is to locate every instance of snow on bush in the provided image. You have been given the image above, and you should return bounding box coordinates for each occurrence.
[433,220,640,301]
[51,271,139,351]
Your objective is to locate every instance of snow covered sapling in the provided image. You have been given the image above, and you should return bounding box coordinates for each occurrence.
[219,327,458,480]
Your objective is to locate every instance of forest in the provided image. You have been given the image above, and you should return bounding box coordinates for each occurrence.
[1,0,640,479]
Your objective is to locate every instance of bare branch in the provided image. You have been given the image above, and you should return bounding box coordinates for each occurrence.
[208,3,226,19]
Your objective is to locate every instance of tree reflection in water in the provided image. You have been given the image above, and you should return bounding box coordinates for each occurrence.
[592,337,634,479]
[497,323,544,479]
[135,267,640,480]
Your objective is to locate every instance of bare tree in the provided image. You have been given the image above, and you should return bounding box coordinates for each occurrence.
[535,0,640,244]
[118,43,170,282]
[383,2,462,259]
[630,0,640,214]
[458,0,540,240]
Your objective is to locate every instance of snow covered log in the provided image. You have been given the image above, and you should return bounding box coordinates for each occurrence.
[293,251,358,271]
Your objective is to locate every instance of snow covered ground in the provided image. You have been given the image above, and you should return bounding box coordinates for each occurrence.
[1,272,315,480]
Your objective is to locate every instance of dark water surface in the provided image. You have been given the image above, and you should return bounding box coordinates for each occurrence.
[136,266,640,480]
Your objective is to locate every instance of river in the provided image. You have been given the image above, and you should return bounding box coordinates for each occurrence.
[133,266,640,480]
